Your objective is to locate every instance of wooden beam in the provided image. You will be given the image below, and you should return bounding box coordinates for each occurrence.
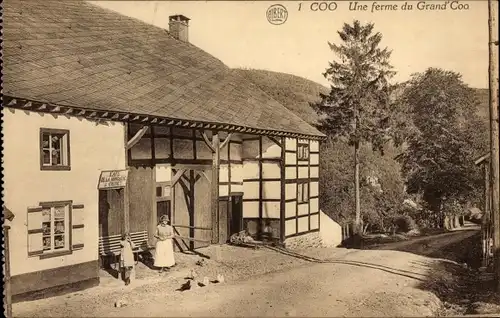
[159,119,167,124]
[219,133,233,150]
[141,117,149,122]
[38,104,47,111]
[172,224,212,231]
[132,115,141,121]
[51,105,61,112]
[487,0,500,291]
[126,126,149,149]
[123,124,131,236]
[212,133,220,244]
[151,118,158,124]
[201,131,216,152]
[89,111,97,117]
[268,136,282,148]
[122,114,130,120]
[77,110,86,116]
[171,169,187,186]
[65,108,74,114]
[7,99,17,106]
[475,153,491,165]
[101,112,109,118]
[173,164,211,171]
[111,113,120,119]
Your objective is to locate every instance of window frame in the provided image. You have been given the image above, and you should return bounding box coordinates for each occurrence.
[297,143,309,160]
[155,182,172,202]
[297,181,309,204]
[40,128,71,171]
[38,200,73,259]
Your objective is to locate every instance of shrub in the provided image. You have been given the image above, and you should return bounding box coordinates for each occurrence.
[392,215,418,233]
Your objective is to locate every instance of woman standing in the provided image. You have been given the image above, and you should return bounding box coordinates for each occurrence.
[120,233,136,285]
[154,215,176,273]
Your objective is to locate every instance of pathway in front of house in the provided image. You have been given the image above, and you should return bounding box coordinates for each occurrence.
[15,228,488,317]
[13,247,449,317]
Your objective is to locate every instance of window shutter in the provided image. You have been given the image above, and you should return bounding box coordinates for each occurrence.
[72,204,84,250]
[27,206,44,256]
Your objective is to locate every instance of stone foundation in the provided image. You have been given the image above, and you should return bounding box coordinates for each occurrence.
[283,232,323,249]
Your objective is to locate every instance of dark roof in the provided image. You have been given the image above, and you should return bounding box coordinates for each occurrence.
[3,0,324,138]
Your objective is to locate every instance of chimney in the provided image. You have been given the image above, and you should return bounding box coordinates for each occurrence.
[169,15,190,42]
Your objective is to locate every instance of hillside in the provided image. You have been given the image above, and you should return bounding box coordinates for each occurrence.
[234,69,328,125]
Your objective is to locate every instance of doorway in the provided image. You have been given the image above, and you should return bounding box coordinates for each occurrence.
[220,195,243,243]
[155,182,171,224]
[229,195,243,236]
[98,189,124,238]
[156,201,171,224]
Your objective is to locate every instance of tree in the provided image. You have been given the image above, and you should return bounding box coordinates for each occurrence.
[319,138,406,233]
[397,68,486,227]
[313,21,398,234]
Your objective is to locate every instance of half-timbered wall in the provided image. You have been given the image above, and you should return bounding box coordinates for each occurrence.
[220,133,244,197]
[128,125,244,198]
[284,137,320,238]
[241,135,282,240]
[127,124,320,244]
[127,125,246,245]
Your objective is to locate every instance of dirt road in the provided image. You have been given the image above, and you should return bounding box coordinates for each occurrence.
[13,229,481,317]
[373,226,480,258]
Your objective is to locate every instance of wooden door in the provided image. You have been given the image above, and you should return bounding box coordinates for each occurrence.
[128,166,155,246]
[98,189,124,237]
[230,195,243,236]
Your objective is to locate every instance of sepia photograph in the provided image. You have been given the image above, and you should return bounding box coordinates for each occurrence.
[2,0,499,317]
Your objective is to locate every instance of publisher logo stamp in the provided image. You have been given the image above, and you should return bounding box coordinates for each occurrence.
[267,4,288,25]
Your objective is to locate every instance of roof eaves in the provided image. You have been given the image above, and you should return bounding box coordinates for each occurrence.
[3,95,326,140]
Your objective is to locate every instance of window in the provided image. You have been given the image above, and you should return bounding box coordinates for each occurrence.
[40,128,70,170]
[297,144,309,160]
[41,202,71,254]
[156,182,171,201]
[297,181,309,203]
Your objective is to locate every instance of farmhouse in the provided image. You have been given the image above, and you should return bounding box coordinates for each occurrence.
[2,0,325,300]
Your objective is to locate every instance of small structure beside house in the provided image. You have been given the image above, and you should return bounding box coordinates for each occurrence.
[3,0,325,301]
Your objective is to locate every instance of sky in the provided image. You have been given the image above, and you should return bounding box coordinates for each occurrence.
[91,0,494,88]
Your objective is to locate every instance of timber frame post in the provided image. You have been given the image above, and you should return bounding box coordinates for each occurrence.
[202,131,232,244]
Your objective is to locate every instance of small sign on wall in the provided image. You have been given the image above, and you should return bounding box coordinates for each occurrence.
[98,170,129,190]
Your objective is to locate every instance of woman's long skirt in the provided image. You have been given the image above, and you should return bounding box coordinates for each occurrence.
[154,238,175,267]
